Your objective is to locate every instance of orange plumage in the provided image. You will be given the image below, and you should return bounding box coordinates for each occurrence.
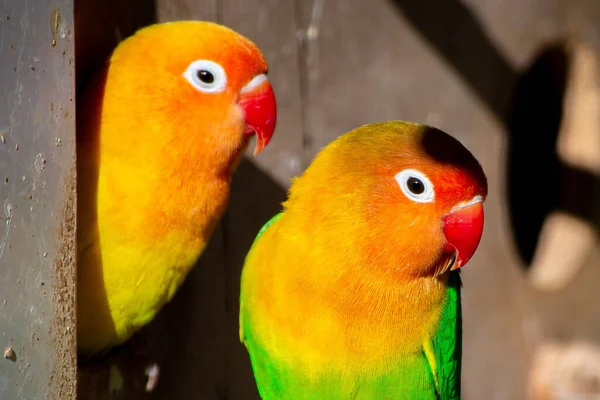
[77,21,277,355]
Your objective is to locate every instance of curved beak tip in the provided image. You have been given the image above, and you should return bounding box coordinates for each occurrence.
[238,74,277,155]
[443,198,485,270]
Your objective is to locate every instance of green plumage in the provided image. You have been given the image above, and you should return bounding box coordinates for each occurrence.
[431,271,462,400]
[240,214,462,400]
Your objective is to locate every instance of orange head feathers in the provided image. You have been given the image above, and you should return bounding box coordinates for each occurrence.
[93,21,276,166]
[283,121,487,279]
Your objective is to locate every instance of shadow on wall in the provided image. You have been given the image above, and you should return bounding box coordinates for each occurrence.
[505,45,569,265]
[387,0,600,269]
[506,45,600,265]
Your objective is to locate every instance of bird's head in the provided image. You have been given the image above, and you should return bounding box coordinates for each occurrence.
[100,21,277,167]
[286,121,487,278]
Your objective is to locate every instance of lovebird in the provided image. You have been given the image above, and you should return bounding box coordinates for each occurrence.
[77,21,277,356]
[239,121,487,399]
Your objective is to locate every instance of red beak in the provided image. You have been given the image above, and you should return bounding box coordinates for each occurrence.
[442,196,485,270]
[238,74,277,155]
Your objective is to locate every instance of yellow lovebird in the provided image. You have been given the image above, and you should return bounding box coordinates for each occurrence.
[77,21,277,356]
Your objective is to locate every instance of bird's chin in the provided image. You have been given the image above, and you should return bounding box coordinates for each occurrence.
[431,251,458,277]
[224,138,251,176]
[243,126,255,136]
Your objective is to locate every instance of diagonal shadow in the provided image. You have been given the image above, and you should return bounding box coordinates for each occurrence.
[388,0,600,267]
[387,0,515,120]
[504,46,567,264]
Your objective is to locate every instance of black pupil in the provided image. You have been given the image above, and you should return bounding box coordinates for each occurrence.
[407,177,425,194]
[197,70,214,84]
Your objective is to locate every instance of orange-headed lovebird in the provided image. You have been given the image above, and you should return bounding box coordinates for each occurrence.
[77,21,277,356]
[239,121,487,399]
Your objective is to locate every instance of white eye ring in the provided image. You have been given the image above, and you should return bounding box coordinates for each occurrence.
[395,169,435,203]
[183,60,227,93]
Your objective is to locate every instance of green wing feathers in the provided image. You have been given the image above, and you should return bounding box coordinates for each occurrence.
[428,271,462,400]
[255,212,283,241]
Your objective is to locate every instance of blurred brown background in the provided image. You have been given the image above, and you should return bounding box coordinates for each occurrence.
[2,0,600,399]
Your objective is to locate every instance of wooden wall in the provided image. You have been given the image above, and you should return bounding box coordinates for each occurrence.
[71,0,600,399]
[0,2,77,399]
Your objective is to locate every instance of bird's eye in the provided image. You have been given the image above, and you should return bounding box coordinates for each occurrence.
[197,70,214,84]
[183,60,227,93]
[395,169,435,203]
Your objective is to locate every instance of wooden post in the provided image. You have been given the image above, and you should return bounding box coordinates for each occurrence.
[0,2,77,399]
